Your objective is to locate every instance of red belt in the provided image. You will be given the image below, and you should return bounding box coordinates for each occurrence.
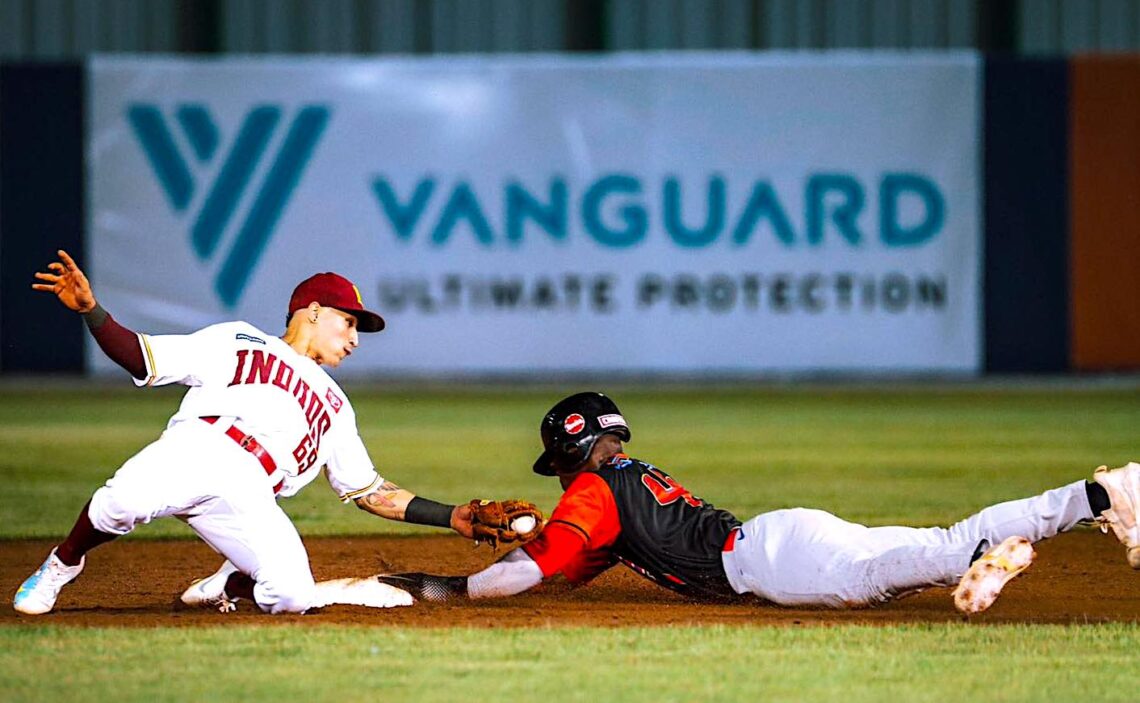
[201,416,283,494]
[722,526,742,553]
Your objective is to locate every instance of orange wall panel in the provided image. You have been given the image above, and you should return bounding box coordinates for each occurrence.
[1070,57,1140,370]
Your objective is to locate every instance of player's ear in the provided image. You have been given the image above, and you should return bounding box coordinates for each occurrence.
[307,302,321,323]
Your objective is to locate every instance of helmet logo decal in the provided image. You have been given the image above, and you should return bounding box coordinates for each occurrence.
[598,413,626,429]
[563,413,586,435]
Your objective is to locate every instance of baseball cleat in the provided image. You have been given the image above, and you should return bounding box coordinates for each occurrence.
[952,536,1035,615]
[1092,462,1140,568]
[180,560,240,613]
[13,548,85,615]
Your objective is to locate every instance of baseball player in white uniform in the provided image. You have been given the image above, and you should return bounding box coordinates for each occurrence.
[14,250,475,615]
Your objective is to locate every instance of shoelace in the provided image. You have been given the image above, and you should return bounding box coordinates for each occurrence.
[1096,515,1110,534]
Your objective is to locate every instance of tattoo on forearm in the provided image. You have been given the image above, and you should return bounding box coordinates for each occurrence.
[362,485,400,510]
[379,480,401,506]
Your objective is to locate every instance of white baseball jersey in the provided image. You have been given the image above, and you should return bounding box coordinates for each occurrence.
[134,321,382,501]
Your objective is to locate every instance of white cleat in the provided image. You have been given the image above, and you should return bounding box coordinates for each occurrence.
[13,548,85,615]
[180,560,240,613]
[952,536,1035,615]
[1093,462,1140,568]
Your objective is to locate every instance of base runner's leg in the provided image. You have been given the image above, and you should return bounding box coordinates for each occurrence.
[832,481,1093,606]
[721,508,893,608]
[721,484,1092,609]
[722,511,988,608]
[828,534,1035,610]
[854,542,979,604]
[859,480,1094,552]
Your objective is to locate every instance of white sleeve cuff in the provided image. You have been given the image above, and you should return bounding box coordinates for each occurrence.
[133,333,157,387]
[340,474,382,504]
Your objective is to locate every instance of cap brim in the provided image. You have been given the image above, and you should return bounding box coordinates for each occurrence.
[335,307,385,332]
[532,450,558,476]
[607,427,631,442]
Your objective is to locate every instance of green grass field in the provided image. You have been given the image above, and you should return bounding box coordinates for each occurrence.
[1,382,1138,701]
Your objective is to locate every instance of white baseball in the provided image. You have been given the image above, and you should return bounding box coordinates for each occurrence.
[511,515,537,533]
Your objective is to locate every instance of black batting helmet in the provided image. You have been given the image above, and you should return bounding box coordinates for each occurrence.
[533,392,631,476]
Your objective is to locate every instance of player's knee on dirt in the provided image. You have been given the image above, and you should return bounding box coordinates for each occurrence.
[87,486,151,535]
[252,570,316,614]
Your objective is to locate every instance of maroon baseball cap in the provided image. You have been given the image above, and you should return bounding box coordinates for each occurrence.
[288,272,385,332]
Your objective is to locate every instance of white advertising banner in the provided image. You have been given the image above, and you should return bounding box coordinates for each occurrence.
[89,53,981,376]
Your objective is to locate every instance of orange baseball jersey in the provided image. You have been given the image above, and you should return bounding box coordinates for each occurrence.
[523,454,742,598]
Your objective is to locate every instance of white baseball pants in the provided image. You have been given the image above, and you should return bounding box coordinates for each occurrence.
[86,421,315,613]
[720,480,1093,608]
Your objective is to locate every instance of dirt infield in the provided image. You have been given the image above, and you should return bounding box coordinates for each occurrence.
[3,528,1140,627]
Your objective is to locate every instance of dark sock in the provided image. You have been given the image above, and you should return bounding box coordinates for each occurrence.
[55,501,118,566]
[1086,481,1111,516]
[969,539,990,564]
[225,572,256,601]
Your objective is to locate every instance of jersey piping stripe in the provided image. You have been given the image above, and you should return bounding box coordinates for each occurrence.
[342,475,383,503]
[547,519,590,542]
[139,334,157,386]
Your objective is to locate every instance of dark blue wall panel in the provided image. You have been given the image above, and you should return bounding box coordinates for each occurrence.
[0,63,86,373]
[983,57,1070,373]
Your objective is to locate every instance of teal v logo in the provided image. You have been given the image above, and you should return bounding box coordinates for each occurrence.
[127,104,330,307]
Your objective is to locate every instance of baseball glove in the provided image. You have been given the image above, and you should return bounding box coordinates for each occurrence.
[468,499,544,548]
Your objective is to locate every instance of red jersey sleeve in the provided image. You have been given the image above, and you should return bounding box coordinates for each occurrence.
[560,546,619,584]
[523,472,622,580]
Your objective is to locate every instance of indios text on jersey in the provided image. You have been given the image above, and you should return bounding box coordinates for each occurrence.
[227,349,336,473]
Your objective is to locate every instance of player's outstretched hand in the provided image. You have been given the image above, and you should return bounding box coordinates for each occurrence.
[32,250,96,313]
[450,502,475,540]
